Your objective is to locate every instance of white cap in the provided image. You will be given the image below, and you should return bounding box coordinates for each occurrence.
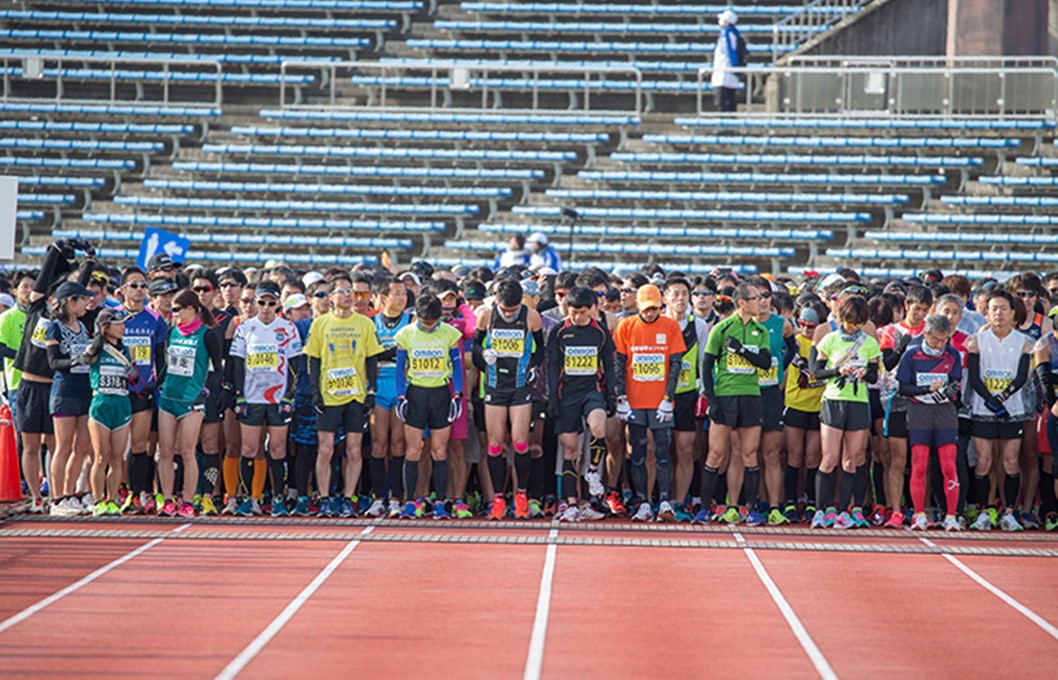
[534,266,558,276]
[302,271,324,287]
[399,271,422,286]
[820,273,846,291]
[283,293,310,311]
[718,9,738,25]
[0,293,14,308]
[527,231,549,246]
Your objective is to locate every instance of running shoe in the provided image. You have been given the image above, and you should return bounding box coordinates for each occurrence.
[177,500,195,518]
[720,506,741,524]
[142,493,157,515]
[222,497,239,516]
[1045,512,1058,532]
[884,511,905,530]
[160,498,178,517]
[514,492,530,520]
[744,509,766,527]
[80,494,95,513]
[970,512,992,531]
[236,498,254,518]
[200,496,218,517]
[986,505,1000,528]
[366,499,387,518]
[584,468,604,498]
[29,497,46,514]
[942,515,963,532]
[579,502,606,521]
[388,499,402,519]
[782,504,799,524]
[64,496,84,515]
[910,513,930,531]
[604,490,626,517]
[555,501,569,518]
[271,497,290,517]
[119,488,133,514]
[674,503,693,523]
[657,500,676,522]
[433,500,451,520]
[454,499,474,519]
[154,492,165,511]
[40,479,49,497]
[400,500,423,519]
[528,498,544,519]
[999,512,1023,532]
[357,496,372,514]
[333,497,351,518]
[487,496,507,521]
[295,496,312,517]
[871,506,891,526]
[810,509,827,529]
[92,501,110,517]
[558,504,580,523]
[251,498,263,516]
[1019,511,1040,530]
[316,498,336,518]
[963,505,981,525]
[802,504,817,524]
[850,507,870,529]
[833,511,855,530]
[543,496,558,516]
[192,494,203,511]
[691,507,711,524]
[106,500,122,515]
[823,507,838,528]
[631,502,654,522]
[768,508,790,526]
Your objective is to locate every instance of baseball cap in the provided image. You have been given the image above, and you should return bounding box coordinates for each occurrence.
[718,9,738,24]
[463,280,486,301]
[255,284,280,299]
[534,266,557,277]
[798,307,821,324]
[55,281,93,304]
[147,253,175,271]
[820,273,846,291]
[148,278,179,296]
[0,293,15,309]
[527,231,549,246]
[521,279,541,297]
[636,284,663,311]
[399,271,421,286]
[95,307,129,331]
[302,271,325,288]
[283,294,310,312]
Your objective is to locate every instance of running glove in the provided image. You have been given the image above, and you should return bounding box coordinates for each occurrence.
[448,396,463,423]
[656,397,674,424]
[395,397,409,423]
[615,395,631,422]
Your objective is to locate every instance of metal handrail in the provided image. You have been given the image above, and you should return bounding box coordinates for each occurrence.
[697,64,1058,120]
[789,55,1058,70]
[772,0,865,62]
[280,60,644,116]
[0,52,223,109]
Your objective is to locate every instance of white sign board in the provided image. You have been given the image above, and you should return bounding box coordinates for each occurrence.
[0,176,18,262]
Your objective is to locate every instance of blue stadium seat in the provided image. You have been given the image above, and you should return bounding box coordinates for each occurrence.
[0,47,342,66]
[460,3,828,16]
[405,39,756,55]
[864,230,1058,245]
[350,74,707,92]
[827,247,1058,264]
[17,193,78,205]
[577,170,946,186]
[786,265,1002,281]
[42,0,421,9]
[0,120,195,135]
[0,11,397,30]
[434,20,809,35]
[675,117,1057,131]
[611,152,984,168]
[173,161,545,180]
[203,143,576,162]
[429,256,757,275]
[259,108,641,126]
[17,176,108,188]
[114,196,480,215]
[232,126,609,144]
[444,239,794,258]
[0,157,137,170]
[0,66,317,85]
[979,176,1058,187]
[0,102,220,116]
[512,205,870,222]
[16,210,47,221]
[904,213,1058,226]
[0,138,165,152]
[144,179,513,198]
[643,134,1020,149]
[0,29,371,48]
[479,222,834,241]
[940,196,1058,208]
[84,212,447,232]
[53,228,414,250]
[545,189,908,205]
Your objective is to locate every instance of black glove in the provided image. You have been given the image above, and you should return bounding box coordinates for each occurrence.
[724,336,744,355]
[984,394,1009,418]
[219,383,235,412]
[797,368,810,390]
[313,393,325,416]
[546,398,559,420]
[605,395,616,418]
[707,400,721,423]
[895,332,912,356]
[363,392,376,414]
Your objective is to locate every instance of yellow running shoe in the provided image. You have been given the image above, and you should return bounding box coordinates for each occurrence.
[200,496,218,516]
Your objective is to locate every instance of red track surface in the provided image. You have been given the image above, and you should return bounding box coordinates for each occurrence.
[2,518,1057,678]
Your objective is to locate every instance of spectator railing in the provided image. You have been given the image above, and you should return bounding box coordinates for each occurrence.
[279,60,644,117]
[0,52,223,111]
[772,0,867,62]
[696,63,1058,120]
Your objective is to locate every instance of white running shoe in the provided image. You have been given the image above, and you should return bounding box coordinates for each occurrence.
[657,500,676,522]
[584,468,604,498]
[222,498,239,515]
[810,509,827,529]
[366,499,386,517]
[833,511,854,530]
[80,493,95,513]
[942,515,962,532]
[49,500,70,517]
[388,499,402,519]
[29,497,46,514]
[631,502,654,522]
[971,512,992,531]
[251,498,263,516]
[999,513,1023,532]
[559,505,581,523]
[579,502,605,521]
[65,496,86,515]
[910,513,930,531]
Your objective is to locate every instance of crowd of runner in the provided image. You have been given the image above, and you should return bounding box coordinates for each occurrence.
[4,237,1058,532]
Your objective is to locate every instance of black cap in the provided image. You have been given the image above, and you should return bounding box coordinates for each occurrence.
[148,279,179,296]
[95,307,129,332]
[148,253,175,271]
[216,267,247,287]
[463,280,486,300]
[54,281,93,304]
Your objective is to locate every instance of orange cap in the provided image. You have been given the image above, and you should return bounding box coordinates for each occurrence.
[636,284,663,311]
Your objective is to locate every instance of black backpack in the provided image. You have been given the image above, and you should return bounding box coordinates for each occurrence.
[735,33,750,81]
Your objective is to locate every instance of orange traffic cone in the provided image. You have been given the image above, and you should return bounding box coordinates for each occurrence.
[0,403,22,502]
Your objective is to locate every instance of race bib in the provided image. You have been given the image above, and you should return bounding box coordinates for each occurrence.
[30,318,48,349]
[326,366,359,397]
[983,368,1014,395]
[563,346,598,376]
[246,343,279,372]
[726,351,755,375]
[125,336,152,367]
[98,364,128,396]
[916,372,948,388]
[409,347,445,379]
[758,356,779,388]
[677,359,693,390]
[491,328,525,358]
[70,341,90,374]
[631,352,665,382]
[168,345,196,378]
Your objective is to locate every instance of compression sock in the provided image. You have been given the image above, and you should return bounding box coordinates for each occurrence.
[513,441,530,491]
[937,443,960,518]
[252,459,267,500]
[805,467,818,507]
[267,457,286,498]
[853,463,869,509]
[294,443,316,497]
[588,436,606,468]
[839,469,854,512]
[784,464,800,506]
[403,457,419,502]
[691,463,702,506]
[432,460,449,501]
[872,461,886,507]
[561,459,578,501]
[929,446,946,513]
[816,470,836,509]
[1039,467,1056,517]
[743,465,760,509]
[129,453,149,496]
[529,455,546,500]
[700,465,719,508]
[223,457,239,499]
[202,454,220,498]
[387,456,404,500]
[487,445,507,494]
[975,474,991,508]
[369,457,386,499]
[239,457,254,498]
[1003,472,1021,510]
[910,444,929,514]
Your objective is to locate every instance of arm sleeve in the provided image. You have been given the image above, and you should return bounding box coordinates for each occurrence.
[614,352,627,397]
[47,343,79,371]
[782,334,797,369]
[365,355,378,394]
[701,353,716,400]
[744,347,772,370]
[966,353,992,401]
[395,349,408,398]
[77,258,95,288]
[602,333,616,402]
[1037,362,1055,407]
[896,353,925,394]
[865,360,879,385]
[232,357,246,396]
[34,243,64,297]
[665,353,681,400]
[530,328,545,369]
[309,357,322,405]
[0,344,15,360]
[1003,353,1032,397]
[547,327,561,403]
[449,346,464,394]
[204,330,223,375]
[471,328,488,372]
[153,339,166,387]
[377,345,397,363]
[882,348,902,371]
[808,346,840,381]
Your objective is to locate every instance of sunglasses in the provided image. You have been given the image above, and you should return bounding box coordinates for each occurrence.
[1017,290,1036,298]
[555,290,568,298]
[759,291,773,298]
[595,290,607,297]
[127,282,148,290]
[353,291,372,300]
[1049,288,1058,297]
[192,285,213,293]
[620,287,637,294]
[171,305,185,313]
[799,321,818,330]
[742,296,761,302]
[332,286,352,295]
[240,297,255,304]
[313,291,328,298]
[257,299,279,307]
[220,281,241,289]
[692,290,714,297]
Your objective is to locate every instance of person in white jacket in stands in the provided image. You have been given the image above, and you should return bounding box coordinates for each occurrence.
[712,9,744,113]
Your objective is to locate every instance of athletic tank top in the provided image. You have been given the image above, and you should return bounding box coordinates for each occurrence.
[970,327,1028,418]
[91,344,130,398]
[162,324,211,403]
[375,311,410,380]
[485,304,532,390]
[675,314,699,395]
[1024,312,1044,342]
[757,313,785,389]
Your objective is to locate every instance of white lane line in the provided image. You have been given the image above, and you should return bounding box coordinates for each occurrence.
[214,526,375,680]
[733,530,839,680]
[523,527,559,680]
[0,522,192,635]
[919,537,1058,640]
